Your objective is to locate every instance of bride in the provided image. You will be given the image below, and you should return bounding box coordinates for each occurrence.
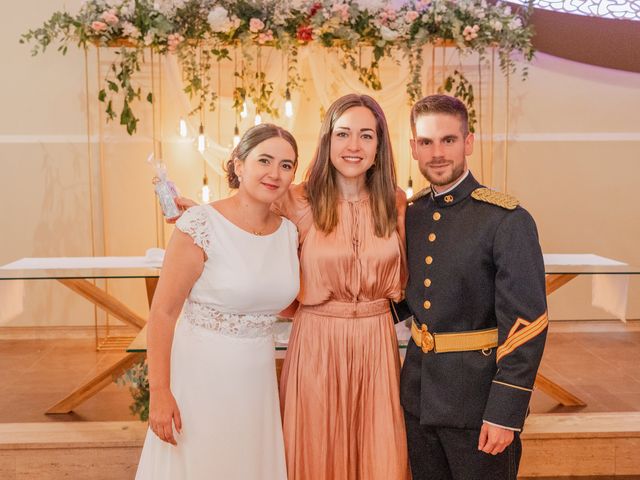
[136,123,300,479]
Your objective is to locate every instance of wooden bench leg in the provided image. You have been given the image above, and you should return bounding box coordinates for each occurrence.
[46,352,145,414]
[535,372,587,407]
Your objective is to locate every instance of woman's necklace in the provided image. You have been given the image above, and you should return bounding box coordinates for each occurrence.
[240,215,271,236]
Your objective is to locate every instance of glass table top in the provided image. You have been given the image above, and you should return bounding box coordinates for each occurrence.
[1,265,639,280]
[1,254,638,280]
[0,267,161,280]
[544,264,640,275]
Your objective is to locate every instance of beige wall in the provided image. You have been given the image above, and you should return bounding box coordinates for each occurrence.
[1,1,638,327]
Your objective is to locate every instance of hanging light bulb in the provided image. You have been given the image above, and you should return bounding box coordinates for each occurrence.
[233,124,240,147]
[240,100,248,119]
[284,88,293,118]
[201,174,210,203]
[179,117,188,138]
[254,112,262,126]
[405,177,414,199]
[197,124,206,153]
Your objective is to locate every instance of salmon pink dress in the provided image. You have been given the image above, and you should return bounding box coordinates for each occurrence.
[275,184,409,480]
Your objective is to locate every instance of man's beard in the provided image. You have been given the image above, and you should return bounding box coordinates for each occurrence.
[419,160,465,187]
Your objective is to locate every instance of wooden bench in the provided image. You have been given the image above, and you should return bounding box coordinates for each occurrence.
[0,421,146,480]
[1,413,639,478]
[520,412,640,477]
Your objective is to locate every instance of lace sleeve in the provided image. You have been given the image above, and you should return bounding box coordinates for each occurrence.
[175,206,211,253]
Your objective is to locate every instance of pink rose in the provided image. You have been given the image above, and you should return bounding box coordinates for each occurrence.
[463,25,479,41]
[380,7,397,22]
[249,18,265,33]
[405,10,419,22]
[167,33,185,52]
[91,21,108,32]
[101,10,119,26]
[257,29,274,44]
[331,4,350,22]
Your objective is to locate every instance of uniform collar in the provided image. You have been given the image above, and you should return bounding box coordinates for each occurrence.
[431,171,481,208]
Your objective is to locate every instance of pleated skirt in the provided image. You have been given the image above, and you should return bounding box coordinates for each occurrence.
[279,299,410,480]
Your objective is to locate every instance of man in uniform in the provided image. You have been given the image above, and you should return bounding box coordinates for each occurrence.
[399,94,548,479]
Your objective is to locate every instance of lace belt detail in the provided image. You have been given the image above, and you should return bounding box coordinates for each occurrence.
[182,300,276,338]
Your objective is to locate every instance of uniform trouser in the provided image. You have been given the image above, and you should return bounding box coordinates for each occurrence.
[404,410,521,480]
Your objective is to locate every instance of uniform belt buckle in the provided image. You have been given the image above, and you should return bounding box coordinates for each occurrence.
[421,324,435,353]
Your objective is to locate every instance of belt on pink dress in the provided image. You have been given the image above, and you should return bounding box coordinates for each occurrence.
[300,299,390,318]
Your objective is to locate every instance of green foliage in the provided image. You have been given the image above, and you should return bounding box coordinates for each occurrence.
[116,360,149,422]
[22,0,535,135]
[440,70,477,133]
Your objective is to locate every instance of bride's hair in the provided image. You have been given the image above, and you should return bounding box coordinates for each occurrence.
[225,124,298,189]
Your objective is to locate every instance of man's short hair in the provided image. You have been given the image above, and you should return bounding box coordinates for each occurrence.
[410,94,469,137]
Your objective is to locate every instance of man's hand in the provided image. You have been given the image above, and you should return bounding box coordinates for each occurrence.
[478,422,514,455]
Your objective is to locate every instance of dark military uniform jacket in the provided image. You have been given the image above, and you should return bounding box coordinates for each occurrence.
[399,172,547,431]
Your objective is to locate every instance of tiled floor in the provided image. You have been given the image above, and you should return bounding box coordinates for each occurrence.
[1,321,640,423]
[530,321,640,414]
[0,338,137,423]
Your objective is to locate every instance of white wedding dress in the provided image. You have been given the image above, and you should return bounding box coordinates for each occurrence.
[136,205,299,480]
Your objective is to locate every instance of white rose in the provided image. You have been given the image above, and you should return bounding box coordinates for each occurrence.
[208,6,231,32]
[122,21,141,39]
[286,0,307,10]
[353,0,386,13]
[120,0,135,17]
[508,17,522,30]
[153,0,173,16]
[380,25,400,41]
[491,19,503,31]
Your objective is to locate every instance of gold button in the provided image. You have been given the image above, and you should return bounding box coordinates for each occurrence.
[423,300,431,310]
[424,278,431,287]
[425,256,433,265]
[433,212,441,221]
[428,233,436,242]
[444,194,454,203]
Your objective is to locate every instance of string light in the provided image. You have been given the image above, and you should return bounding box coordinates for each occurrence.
[201,174,210,203]
[179,117,188,138]
[197,124,206,153]
[254,112,262,126]
[284,88,293,118]
[233,124,240,147]
[406,177,414,198]
[240,100,248,119]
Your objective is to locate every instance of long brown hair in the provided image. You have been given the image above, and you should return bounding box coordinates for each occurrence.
[306,94,398,237]
[225,123,298,188]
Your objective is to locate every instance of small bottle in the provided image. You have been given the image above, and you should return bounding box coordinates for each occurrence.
[152,172,180,221]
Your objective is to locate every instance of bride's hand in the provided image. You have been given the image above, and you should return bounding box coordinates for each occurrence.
[166,197,199,224]
[149,388,182,445]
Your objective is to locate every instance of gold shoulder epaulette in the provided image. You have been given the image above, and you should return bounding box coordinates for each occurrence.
[408,188,430,204]
[471,188,519,210]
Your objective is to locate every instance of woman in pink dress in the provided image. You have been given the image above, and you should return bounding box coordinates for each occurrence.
[274,94,409,480]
